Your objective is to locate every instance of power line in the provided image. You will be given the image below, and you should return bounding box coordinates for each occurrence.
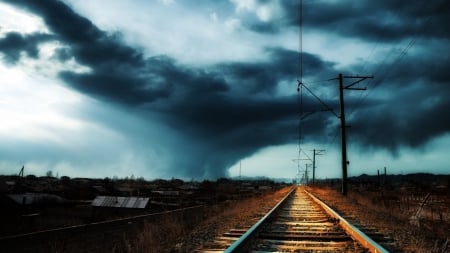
[298,81,339,119]
[297,82,303,159]
[293,1,439,191]
[296,0,304,177]
[347,1,438,120]
[347,33,423,121]
[357,7,401,76]
[298,0,303,82]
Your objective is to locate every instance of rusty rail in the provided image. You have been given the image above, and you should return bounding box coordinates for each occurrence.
[224,187,296,252]
[305,190,389,253]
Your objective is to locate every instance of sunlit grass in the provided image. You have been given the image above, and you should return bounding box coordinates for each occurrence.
[308,185,450,252]
[124,187,292,252]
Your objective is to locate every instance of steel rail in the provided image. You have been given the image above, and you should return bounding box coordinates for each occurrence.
[224,187,296,253]
[305,190,389,253]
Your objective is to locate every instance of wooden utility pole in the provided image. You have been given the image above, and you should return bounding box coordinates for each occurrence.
[312,149,325,184]
[377,169,380,187]
[239,161,242,180]
[18,165,24,177]
[337,73,373,196]
[304,163,312,185]
[293,154,311,185]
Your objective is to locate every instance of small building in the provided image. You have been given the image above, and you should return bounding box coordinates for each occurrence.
[7,193,68,206]
[178,184,199,191]
[0,180,15,193]
[151,190,179,196]
[91,196,149,209]
[91,185,107,194]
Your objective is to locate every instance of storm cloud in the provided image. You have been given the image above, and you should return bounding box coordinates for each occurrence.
[1,0,449,178]
[0,32,52,64]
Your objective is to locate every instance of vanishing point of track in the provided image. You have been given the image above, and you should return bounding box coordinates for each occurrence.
[199,186,388,252]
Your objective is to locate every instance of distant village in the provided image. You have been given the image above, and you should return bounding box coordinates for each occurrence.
[2,169,448,236]
[0,170,290,237]
[2,170,449,210]
[0,172,285,210]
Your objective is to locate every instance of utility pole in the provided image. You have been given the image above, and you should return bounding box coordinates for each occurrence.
[239,161,242,180]
[377,169,380,187]
[293,156,310,185]
[18,165,24,177]
[305,163,312,185]
[337,73,373,196]
[312,149,325,184]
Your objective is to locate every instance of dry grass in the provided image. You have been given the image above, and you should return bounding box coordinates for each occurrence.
[122,187,293,252]
[308,186,450,252]
[122,215,186,253]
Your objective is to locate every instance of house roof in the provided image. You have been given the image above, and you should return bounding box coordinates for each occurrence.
[91,196,149,208]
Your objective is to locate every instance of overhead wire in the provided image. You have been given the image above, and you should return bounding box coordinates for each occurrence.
[345,9,399,120]
[296,0,304,177]
[294,1,438,174]
[347,0,436,120]
[300,82,339,119]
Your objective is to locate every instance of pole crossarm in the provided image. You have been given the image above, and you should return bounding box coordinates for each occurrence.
[312,149,326,155]
[298,80,339,119]
[300,111,315,120]
[342,75,374,78]
[344,76,373,90]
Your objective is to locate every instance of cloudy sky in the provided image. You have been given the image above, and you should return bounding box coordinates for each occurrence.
[0,0,449,180]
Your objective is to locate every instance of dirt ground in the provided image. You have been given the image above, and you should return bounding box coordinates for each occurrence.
[307,186,450,253]
[128,185,449,252]
[174,187,292,252]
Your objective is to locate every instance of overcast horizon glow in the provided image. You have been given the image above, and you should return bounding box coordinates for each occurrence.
[0,0,449,180]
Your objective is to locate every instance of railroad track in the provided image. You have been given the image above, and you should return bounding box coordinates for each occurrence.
[198,186,388,252]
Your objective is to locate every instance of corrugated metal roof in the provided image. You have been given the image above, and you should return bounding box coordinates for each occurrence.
[91,196,149,208]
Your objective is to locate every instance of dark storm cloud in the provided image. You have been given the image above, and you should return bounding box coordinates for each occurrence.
[335,0,450,42]
[3,0,337,178]
[218,48,335,94]
[279,0,450,153]
[338,44,450,152]
[159,48,335,141]
[291,28,450,153]
[349,85,450,153]
[2,0,167,104]
[0,32,52,64]
[150,47,338,177]
[4,0,450,177]
[270,0,450,42]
